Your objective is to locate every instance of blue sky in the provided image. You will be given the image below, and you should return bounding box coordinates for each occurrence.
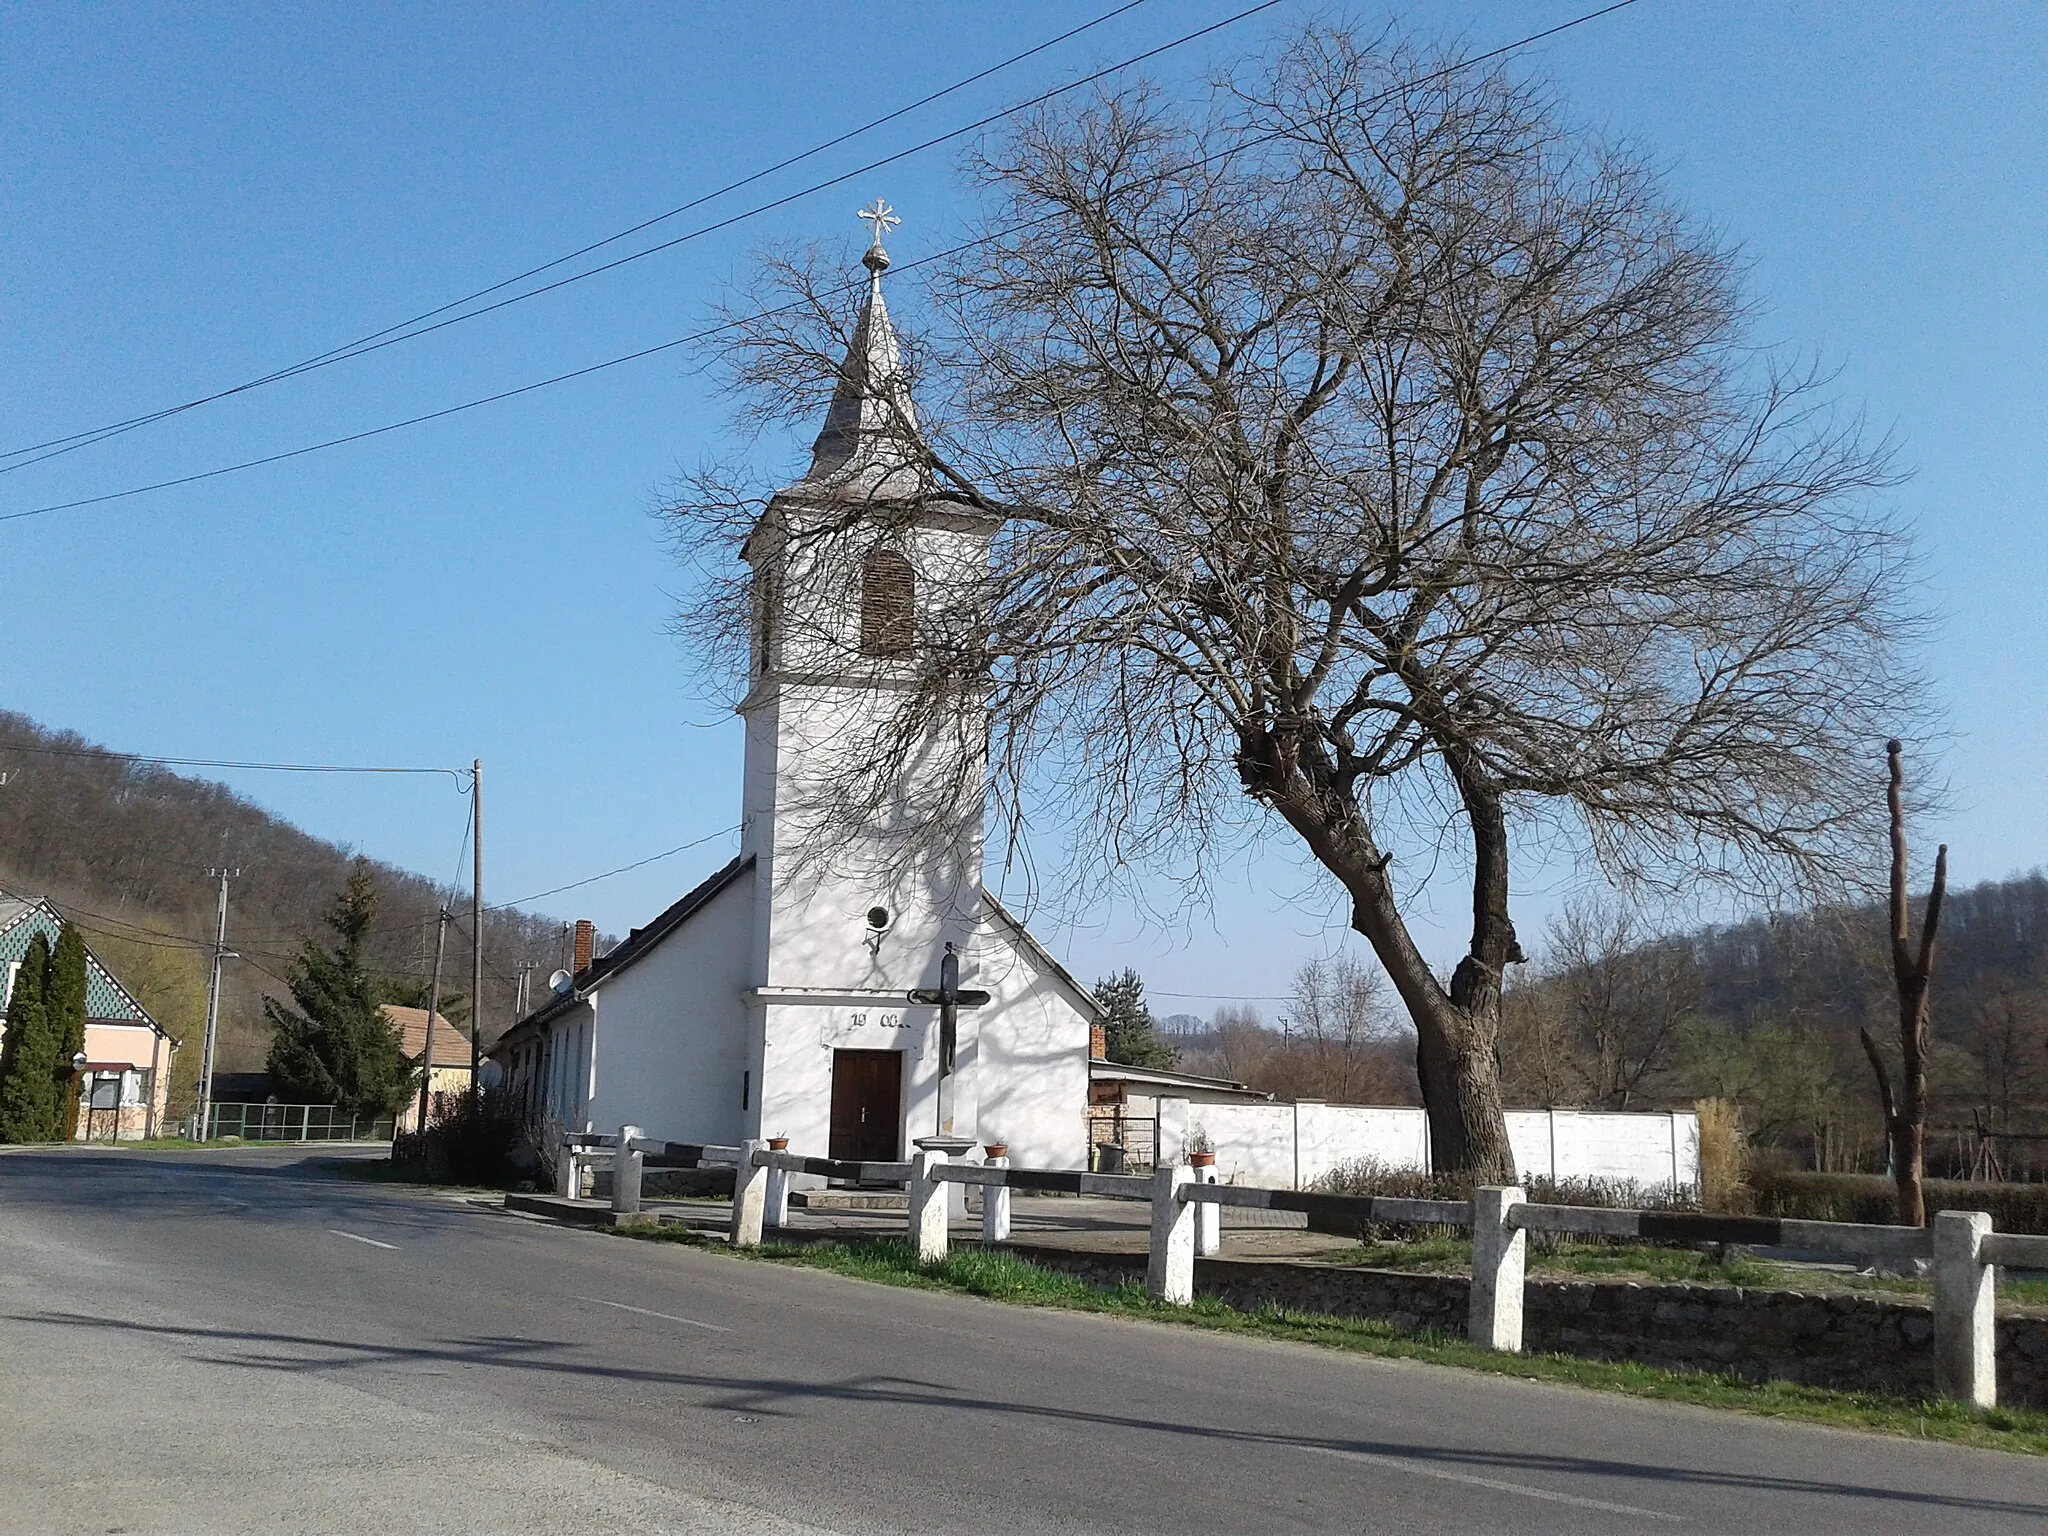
[3,2,2043,1019]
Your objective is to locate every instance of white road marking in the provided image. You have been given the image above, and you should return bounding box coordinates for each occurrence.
[328,1229,398,1250]
[1298,1444,1682,1521]
[575,1296,731,1332]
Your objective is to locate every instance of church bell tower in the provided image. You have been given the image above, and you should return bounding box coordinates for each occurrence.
[735,204,998,1147]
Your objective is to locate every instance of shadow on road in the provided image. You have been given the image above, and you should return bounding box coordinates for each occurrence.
[18,1308,2046,1522]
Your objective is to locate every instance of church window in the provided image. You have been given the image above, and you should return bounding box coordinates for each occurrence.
[860,545,915,657]
[754,561,781,674]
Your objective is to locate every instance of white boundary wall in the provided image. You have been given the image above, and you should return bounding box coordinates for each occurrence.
[1189,1102,1699,1192]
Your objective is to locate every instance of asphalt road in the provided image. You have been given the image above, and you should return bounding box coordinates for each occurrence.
[5,1146,2047,1535]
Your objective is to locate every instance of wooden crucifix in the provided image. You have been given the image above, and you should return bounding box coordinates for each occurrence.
[907,941,989,1137]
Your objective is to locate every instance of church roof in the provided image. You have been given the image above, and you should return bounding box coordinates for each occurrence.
[979,888,1103,1021]
[790,235,929,504]
[505,855,755,1037]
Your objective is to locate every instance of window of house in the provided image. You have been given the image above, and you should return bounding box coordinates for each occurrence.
[859,545,915,657]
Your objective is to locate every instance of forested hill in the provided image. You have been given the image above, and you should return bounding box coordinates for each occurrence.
[0,711,581,1100]
[1502,870,2048,1165]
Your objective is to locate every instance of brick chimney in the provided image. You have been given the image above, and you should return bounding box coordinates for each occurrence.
[573,919,594,974]
[1090,1021,1106,1061]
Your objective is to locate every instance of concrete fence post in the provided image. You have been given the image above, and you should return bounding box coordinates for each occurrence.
[556,1140,579,1200]
[1469,1185,1526,1354]
[909,1149,950,1264]
[730,1139,769,1249]
[1147,1162,1197,1305]
[764,1136,791,1229]
[1933,1209,1996,1408]
[611,1125,644,1217]
[981,1154,1011,1244]
[1194,1165,1221,1257]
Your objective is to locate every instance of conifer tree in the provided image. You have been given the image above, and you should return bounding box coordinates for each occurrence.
[0,933,61,1140]
[265,864,410,1120]
[1092,968,1178,1071]
[48,923,88,1137]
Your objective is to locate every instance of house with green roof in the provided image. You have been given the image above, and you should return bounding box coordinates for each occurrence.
[0,896,178,1139]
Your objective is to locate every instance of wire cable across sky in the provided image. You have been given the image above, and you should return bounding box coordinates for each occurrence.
[0,0,1224,477]
[0,0,1641,528]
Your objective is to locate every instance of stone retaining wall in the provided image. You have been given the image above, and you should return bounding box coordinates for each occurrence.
[1003,1242,2048,1408]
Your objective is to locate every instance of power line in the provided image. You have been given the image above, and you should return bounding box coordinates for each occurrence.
[493,826,740,909]
[0,0,1641,528]
[0,738,467,778]
[0,0,1201,474]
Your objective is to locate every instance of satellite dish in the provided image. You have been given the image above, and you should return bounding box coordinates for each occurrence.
[549,969,573,996]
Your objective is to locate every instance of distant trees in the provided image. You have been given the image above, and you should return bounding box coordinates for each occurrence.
[265,865,411,1120]
[1092,968,1178,1070]
[1500,900,1699,1110]
[0,932,59,1140]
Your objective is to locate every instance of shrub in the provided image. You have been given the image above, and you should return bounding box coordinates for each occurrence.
[1310,1156,1699,1246]
[1749,1170,2048,1234]
[1695,1098,1750,1213]
[391,1088,542,1189]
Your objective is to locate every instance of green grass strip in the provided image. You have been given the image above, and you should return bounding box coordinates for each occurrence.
[615,1223,2048,1456]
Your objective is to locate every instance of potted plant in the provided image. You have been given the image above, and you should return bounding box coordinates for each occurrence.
[982,1142,1009,1161]
[767,1136,790,1151]
[1186,1126,1215,1168]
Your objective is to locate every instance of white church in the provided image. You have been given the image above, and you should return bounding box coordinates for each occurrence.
[494,213,1101,1171]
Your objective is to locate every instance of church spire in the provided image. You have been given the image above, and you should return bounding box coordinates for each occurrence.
[801,200,926,499]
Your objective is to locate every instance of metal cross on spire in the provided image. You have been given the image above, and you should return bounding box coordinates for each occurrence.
[858,198,901,248]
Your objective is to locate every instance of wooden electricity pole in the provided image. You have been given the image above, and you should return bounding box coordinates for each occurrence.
[1859,739,1947,1227]
[412,906,450,1142]
[470,759,484,1110]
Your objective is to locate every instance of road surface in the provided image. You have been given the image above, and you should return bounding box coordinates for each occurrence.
[3,1144,2044,1534]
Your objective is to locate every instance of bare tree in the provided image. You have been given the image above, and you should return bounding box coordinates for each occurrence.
[1859,739,1947,1224]
[1541,897,1700,1109]
[1283,953,1404,1103]
[668,25,1924,1174]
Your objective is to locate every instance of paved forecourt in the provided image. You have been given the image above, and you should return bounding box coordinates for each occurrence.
[3,1144,2046,1535]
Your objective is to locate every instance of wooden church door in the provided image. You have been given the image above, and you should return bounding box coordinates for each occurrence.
[828,1049,902,1165]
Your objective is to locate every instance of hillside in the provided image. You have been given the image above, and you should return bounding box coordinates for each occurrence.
[0,711,585,1111]
[1499,874,2048,1172]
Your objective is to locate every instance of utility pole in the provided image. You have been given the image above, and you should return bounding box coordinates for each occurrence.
[470,759,484,1107]
[413,906,450,1144]
[196,868,240,1142]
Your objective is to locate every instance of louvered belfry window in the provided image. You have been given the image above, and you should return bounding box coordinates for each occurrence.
[860,545,915,657]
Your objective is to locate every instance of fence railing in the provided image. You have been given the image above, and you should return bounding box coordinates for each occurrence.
[573,1119,2021,1412]
[204,1103,395,1143]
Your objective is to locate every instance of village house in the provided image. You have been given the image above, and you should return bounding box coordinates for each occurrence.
[0,895,177,1140]
[387,1005,472,1133]
[494,216,1100,1171]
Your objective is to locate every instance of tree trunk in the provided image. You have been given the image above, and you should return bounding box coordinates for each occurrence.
[1243,725,1519,1181]
[1883,739,1944,1228]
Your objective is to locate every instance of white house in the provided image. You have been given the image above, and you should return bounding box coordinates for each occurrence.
[495,221,1100,1171]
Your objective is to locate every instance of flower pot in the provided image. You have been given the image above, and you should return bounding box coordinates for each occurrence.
[1188,1152,1216,1168]
[983,1143,1009,1160]
[767,1137,790,1151]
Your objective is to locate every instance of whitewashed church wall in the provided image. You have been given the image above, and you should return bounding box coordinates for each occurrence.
[972,931,1091,1171]
[1183,1102,1700,1191]
[585,872,755,1148]
[742,685,983,1002]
